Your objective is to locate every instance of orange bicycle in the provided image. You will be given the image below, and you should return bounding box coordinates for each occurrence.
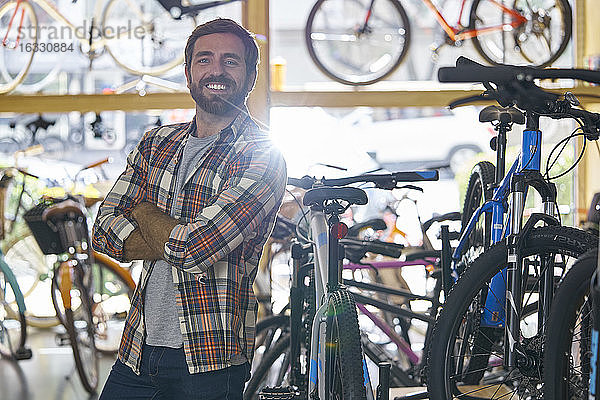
[305,0,572,85]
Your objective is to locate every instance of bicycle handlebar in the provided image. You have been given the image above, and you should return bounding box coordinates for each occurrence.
[288,171,439,190]
[438,56,600,85]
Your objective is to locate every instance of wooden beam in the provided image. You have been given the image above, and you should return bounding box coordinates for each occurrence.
[2,85,597,114]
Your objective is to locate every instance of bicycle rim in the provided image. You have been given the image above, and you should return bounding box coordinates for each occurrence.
[0,1,36,94]
[102,0,194,76]
[305,0,410,85]
[427,226,597,400]
[470,0,572,67]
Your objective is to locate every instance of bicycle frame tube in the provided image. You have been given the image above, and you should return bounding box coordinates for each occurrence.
[0,255,26,312]
[309,208,329,309]
[2,0,27,47]
[356,303,420,365]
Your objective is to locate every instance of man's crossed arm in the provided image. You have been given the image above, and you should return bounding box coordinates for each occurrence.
[123,202,179,262]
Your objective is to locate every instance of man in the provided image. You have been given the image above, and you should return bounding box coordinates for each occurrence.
[92,18,287,399]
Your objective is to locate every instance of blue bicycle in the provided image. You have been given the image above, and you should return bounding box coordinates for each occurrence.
[426,57,600,399]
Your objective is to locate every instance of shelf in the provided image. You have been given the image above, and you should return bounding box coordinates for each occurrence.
[1,83,597,113]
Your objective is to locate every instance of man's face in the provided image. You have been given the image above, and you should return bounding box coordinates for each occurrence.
[185,32,254,116]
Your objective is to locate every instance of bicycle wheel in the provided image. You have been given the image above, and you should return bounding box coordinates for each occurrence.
[102,0,195,76]
[305,0,410,85]
[325,288,368,399]
[0,1,36,94]
[52,254,134,354]
[2,230,59,328]
[0,262,27,359]
[458,162,495,272]
[469,0,572,67]
[426,226,597,400]
[543,248,598,400]
[53,263,98,392]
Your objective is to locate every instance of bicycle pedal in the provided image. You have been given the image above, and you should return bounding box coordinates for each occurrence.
[258,386,302,400]
[14,347,32,360]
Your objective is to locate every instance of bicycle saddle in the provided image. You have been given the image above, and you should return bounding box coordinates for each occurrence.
[479,105,525,125]
[303,187,368,207]
[42,199,85,221]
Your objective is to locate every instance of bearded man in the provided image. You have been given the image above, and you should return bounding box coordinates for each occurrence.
[92,18,287,400]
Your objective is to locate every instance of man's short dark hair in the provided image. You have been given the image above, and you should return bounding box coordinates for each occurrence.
[184,18,259,79]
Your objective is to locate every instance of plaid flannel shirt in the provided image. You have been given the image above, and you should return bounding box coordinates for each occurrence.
[92,111,286,374]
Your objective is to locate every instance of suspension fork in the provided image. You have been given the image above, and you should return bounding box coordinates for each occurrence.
[504,175,526,368]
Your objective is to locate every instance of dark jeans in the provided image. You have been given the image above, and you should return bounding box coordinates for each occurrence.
[99,344,250,400]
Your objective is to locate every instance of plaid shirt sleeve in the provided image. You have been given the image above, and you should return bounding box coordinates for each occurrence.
[164,143,286,274]
[91,130,152,261]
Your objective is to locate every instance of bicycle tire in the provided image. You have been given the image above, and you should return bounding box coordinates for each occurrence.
[102,0,195,76]
[305,0,411,85]
[0,261,28,359]
[325,288,368,399]
[0,1,37,94]
[469,0,572,67]
[458,161,495,272]
[63,293,99,393]
[426,226,597,400]
[543,248,598,400]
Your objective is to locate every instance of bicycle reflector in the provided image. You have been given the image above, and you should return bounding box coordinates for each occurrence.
[331,222,349,239]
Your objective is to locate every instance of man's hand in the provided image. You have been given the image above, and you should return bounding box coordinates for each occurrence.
[123,229,162,261]
[131,202,180,258]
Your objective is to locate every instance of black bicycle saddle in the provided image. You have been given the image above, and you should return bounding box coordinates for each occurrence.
[303,186,368,207]
[479,105,525,124]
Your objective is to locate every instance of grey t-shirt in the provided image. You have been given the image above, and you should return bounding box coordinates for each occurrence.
[144,133,218,348]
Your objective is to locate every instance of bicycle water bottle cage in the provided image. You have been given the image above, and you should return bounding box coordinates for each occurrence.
[479,105,525,125]
[302,187,367,211]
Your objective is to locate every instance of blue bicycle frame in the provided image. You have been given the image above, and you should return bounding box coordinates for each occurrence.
[452,126,545,329]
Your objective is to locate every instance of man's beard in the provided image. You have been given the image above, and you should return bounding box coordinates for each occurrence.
[189,75,248,116]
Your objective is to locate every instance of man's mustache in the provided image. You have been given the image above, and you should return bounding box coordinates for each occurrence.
[199,75,236,88]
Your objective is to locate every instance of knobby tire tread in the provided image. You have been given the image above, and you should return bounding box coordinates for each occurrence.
[426,226,597,400]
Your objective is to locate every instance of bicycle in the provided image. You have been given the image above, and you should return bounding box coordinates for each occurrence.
[305,0,572,85]
[0,0,242,94]
[21,191,136,393]
[542,196,600,399]
[0,169,31,361]
[245,239,445,399]
[68,112,117,148]
[2,159,136,352]
[253,170,439,400]
[425,57,600,399]
[0,115,65,158]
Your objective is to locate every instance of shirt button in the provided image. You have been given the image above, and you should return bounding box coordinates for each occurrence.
[198,276,207,284]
